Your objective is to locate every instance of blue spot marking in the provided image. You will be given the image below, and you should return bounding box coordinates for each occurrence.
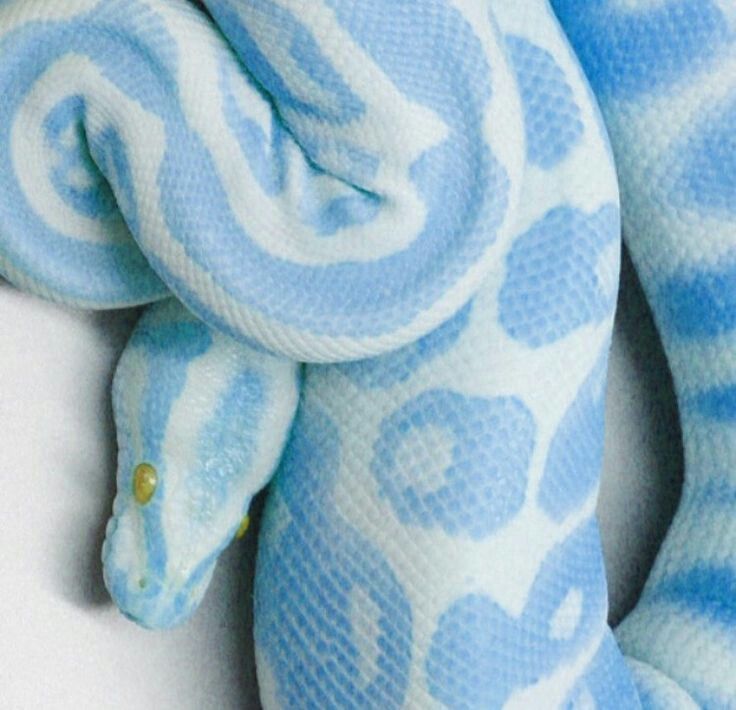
[550,0,730,98]
[333,302,472,389]
[372,390,535,539]
[506,36,583,169]
[499,205,619,347]
[427,520,608,707]
[256,401,413,708]
[658,260,736,339]
[538,350,609,522]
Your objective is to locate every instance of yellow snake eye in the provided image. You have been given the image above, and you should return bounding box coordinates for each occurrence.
[235,514,251,540]
[133,463,158,505]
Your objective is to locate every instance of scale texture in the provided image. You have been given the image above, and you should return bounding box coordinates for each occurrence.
[0,0,734,707]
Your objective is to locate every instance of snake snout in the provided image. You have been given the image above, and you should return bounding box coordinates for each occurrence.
[101,513,214,630]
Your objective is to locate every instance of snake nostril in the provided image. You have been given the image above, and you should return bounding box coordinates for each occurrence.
[138,577,147,590]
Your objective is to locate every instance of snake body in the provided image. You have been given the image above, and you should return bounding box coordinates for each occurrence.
[1,0,735,707]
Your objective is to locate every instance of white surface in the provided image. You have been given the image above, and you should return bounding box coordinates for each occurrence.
[0,249,683,709]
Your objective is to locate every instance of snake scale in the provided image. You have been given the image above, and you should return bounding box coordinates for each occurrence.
[1,0,734,707]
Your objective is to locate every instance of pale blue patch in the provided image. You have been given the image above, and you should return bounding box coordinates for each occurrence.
[332,302,472,389]
[256,401,413,708]
[506,36,583,169]
[499,205,619,347]
[426,520,608,707]
[371,390,535,539]
[551,0,730,98]
[658,258,736,339]
[538,349,609,522]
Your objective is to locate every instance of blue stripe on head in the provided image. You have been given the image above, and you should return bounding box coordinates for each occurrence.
[565,635,641,708]
[128,307,213,578]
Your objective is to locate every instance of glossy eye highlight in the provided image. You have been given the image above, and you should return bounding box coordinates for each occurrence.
[133,463,157,505]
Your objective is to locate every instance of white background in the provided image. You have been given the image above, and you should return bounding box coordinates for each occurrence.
[0,250,683,709]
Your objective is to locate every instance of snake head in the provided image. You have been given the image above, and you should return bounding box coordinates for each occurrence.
[101,300,299,629]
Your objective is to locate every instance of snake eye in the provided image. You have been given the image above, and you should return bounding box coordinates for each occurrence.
[235,514,251,540]
[133,463,158,505]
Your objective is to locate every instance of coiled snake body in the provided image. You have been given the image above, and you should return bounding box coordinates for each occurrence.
[0,0,734,707]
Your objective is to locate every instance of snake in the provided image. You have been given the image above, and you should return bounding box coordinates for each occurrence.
[0,0,734,707]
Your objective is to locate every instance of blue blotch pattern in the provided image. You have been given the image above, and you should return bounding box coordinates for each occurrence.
[499,205,619,347]
[426,520,609,708]
[371,390,535,539]
[506,35,583,169]
[648,566,736,630]
[550,0,729,99]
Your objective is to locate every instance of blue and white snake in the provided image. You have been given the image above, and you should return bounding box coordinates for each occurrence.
[0,0,734,707]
